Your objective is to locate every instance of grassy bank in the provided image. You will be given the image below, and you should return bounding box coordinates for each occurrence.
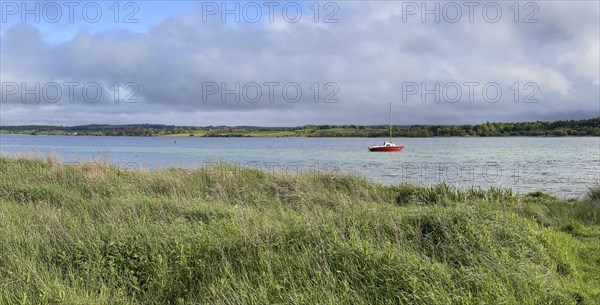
[0,157,599,304]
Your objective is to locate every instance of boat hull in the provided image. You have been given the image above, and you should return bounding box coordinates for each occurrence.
[368,146,404,152]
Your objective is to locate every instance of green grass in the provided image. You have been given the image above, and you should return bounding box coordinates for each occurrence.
[0,156,599,304]
[163,130,209,137]
[246,131,298,137]
[164,130,297,137]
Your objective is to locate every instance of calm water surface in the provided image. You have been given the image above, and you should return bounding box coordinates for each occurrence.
[1,135,598,198]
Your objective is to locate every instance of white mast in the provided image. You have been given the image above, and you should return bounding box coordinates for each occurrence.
[389,101,392,142]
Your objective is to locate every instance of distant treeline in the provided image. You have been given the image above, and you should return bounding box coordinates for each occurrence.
[305,117,600,137]
[0,124,184,137]
[1,118,599,137]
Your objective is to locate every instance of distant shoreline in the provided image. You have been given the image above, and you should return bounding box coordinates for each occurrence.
[1,117,599,137]
[0,117,600,138]
[1,133,598,138]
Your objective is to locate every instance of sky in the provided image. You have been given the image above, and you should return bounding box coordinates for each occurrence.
[0,0,599,126]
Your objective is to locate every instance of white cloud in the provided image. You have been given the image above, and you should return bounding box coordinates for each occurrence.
[1,1,598,126]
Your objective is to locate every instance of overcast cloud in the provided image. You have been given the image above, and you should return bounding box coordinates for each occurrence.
[0,1,598,126]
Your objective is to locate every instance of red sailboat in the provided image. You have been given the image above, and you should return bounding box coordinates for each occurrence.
[369,102,404,152]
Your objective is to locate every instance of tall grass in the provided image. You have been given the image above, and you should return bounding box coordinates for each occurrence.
[0,156,598,304]
[587,185,600,205]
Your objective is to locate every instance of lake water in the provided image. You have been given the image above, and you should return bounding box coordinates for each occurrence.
[1,135,598,198]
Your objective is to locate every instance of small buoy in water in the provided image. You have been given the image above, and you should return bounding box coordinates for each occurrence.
[174,140,177,144]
